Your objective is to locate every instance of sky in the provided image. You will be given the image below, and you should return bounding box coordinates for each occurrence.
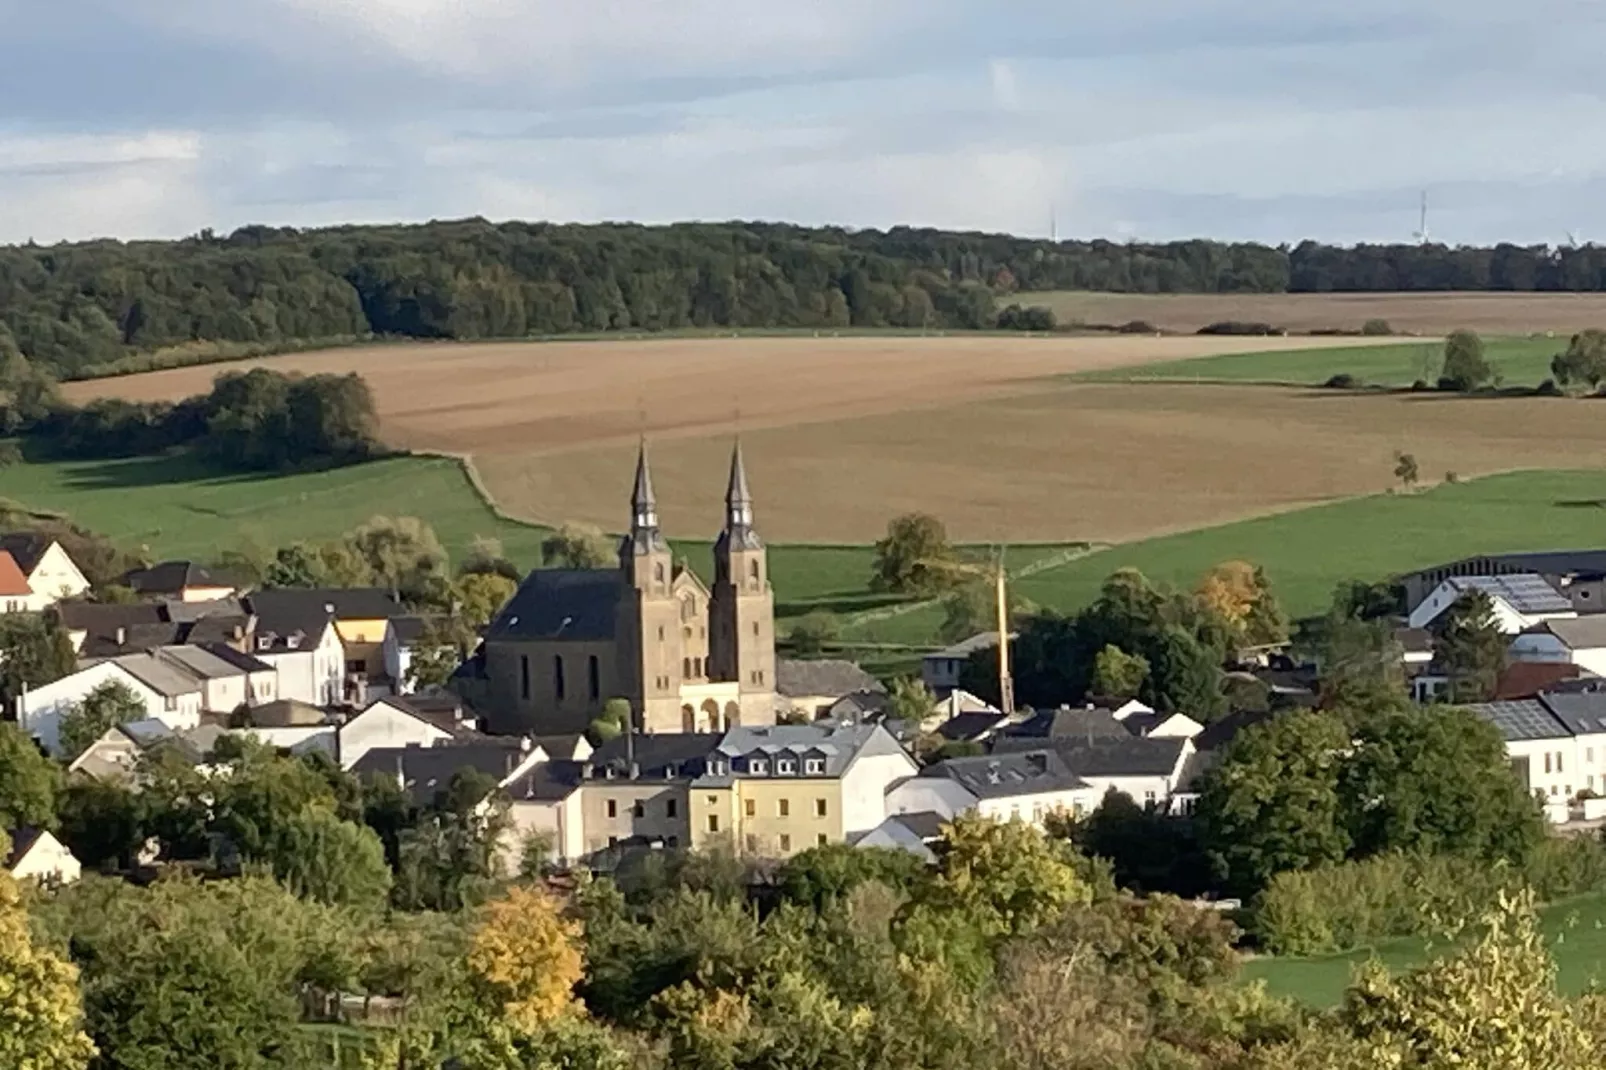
[4,0,1605,247]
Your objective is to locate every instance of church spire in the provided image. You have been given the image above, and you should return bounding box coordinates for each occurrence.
[631,438,658,533]
[725,439,754,532]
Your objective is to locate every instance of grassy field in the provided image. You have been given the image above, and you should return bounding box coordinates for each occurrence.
[1245,892,1606,1007]
[1025,290,1606,336]
[1080,336,1562,388]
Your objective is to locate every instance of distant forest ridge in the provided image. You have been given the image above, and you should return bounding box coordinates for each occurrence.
[5,218,1606,377]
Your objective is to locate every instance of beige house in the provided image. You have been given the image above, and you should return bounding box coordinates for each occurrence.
[123,561,240,603]
[482,443,776,736]
[775,660,886,721]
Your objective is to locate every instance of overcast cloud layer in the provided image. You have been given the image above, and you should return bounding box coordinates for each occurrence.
[4,0,1604,245]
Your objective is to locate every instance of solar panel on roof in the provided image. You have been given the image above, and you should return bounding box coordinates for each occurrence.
[1452,574,1571,615]
[1469,700,1568,741]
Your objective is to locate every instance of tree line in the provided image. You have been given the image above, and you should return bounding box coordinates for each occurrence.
[8,220,1606,378]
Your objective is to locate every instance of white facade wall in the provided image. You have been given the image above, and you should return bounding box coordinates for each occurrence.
[20,662,180,756]
[504,794,585,869]
[838,748,920,835]
[886,777,978,819]
[1506,737,1579,802]
[975,786,1101,826]
[1080,773,1177,811]
[1408,581,1575,634]
[337,702,452,770]
[259,629,342,706]
[10,833,81,885]
[198,674,248,714]
[22,543,90,610]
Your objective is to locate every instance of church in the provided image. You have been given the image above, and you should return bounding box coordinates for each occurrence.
[481,442,777,736]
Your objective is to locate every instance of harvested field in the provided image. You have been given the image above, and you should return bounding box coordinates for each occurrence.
[1027,290,1606,336]
[61,334,1397,455]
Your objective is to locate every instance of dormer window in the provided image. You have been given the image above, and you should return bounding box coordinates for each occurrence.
[256,636,272,651]
[286,635,301,650]
[804,758,825,776]
[749,758,768,775]
[776,758,796,775]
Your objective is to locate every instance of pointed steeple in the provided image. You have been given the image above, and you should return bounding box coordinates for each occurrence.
[631,438,658,532]
[725,439,754,531]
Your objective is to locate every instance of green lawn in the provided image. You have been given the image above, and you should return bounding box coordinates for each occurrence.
[1245,892,1606,1007]
[1013,470,1606,619]
[1079,336,1562,388]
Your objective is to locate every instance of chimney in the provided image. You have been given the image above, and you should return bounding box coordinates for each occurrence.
[324,603,335,616]
[519,735,533,754]
[115,626,126,646]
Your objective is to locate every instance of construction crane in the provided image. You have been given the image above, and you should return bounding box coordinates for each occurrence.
[936,547,1016,715]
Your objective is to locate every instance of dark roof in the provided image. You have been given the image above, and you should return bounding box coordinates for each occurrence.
[124,560,238,596]
[191,642,273,674]
[349,743,538,804]
[827,690,891,720]
[1394,627,1433,654]
[55,602,165,631]
[1467,550,1606,577]
[1193,708,1279,752]
[1463,699,1571,742]
[937,710,1010,741]
[364,695,478,737]
[1532,688,1606,737]
[246,591,337,653]
[775,659,886,698]
[391,616,429,643]
[164,597,247,623]
[586,733,724,779]
[250,587,403,623]
[927,749,1090,799]
[248,699,330,728]
[0,532,53,574]
[1002,706,1132,741]
[4,828,43,868]
[485,569,625,642]
[993,735,1189,778]
[891,811,948,841]
[504,760,585,802]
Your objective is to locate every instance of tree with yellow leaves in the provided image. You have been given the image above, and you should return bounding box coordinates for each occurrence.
[467,884,585,1035]
[1197,561,1287,650]
[0,839,96,1070]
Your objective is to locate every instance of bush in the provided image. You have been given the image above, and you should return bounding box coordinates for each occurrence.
[0,441,22,468]
[1197,321,1282,336]
[1322,373,1360,389]
[1444,471,1459,484]
[1361,318,1394,336]
[1440,329,1492,391]
[1410,378,1431,392]
[1117,320,1159,334]
[995,304,1057,332]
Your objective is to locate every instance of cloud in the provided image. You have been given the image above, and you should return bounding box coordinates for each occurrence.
[3,0,1606,244]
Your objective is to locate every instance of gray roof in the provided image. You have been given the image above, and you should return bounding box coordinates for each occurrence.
[248,699,330,728]
[124,561,238,596]
[928,632,1008,660]
[1535,617,1606,650]
[56,602,165,633]
[250,588,404,621]
[1461,550,1606,578]
[486,569,625,642]
[937,710,1011,741]
[587,733,724,780]
[111,653,203,697]
[191,642,273,674]
[826,690,891,721]
[350,743,535,804]
[164,597,248,623]
[1532,688,1606,736]
[718,723,884,778]
[1003,706,1133,741]
[1446,573,1572,615]
[775,659,885,698]
[1394,627,1433,654]
[992,735,1189,778]
[927,749,1090,799]
[1463,699,1572,742]
[504,760,585,802]
[391,616,429,643]
[154,646,251,680]
[891,811,948,841]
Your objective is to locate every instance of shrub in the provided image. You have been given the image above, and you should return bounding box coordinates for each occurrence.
[1117,320,1159,334]
[1323,373,1360,389]
[1444,471,1459,484]
[1536,377,1564,397]
[1197,321,1281,336]
[1440,329,1492,391]
[995,304,1057,332]
[0,441,22,468]
[1361,318,1394,336]
[1410,378,1431,392]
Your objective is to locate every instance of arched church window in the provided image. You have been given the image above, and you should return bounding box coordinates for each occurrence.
[683,657,692,678]
[655,563,666,584]
[748,560,760,583]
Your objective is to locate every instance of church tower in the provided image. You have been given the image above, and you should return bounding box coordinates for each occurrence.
[620,442,682,730]
[709,440,776,725]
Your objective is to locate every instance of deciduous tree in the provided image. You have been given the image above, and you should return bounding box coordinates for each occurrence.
[871,513,957,595]
[541,523,614,570]
[0,612,75,708]
[0,722,61,831]
[467,885,584,1034]
[0,839,95,1070]
[1440,329,1493,391]
[1091,644,1149,699]
[56,680,146,761]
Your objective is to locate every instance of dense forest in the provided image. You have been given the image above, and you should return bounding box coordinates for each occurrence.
[6,219,1606,377]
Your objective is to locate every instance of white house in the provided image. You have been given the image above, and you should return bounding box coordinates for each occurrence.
[1511,617,1606,678]
[1109,699,1205,740]
[885,774,980,820]
[921,632,1011,697]
[252,618,344,706]
[20,655,203,756]
[924,750,1103,826]
[0,534,91,611]
[150,645,276,713]
[336,696,456,770]
[991,735,1196,813]
[5,830,81,885]
[1408,574,1577,634]
[1464,689,1606,815]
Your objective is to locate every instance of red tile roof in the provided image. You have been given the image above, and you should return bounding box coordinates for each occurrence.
[1493,661,1584,701]
[0,551,32,597]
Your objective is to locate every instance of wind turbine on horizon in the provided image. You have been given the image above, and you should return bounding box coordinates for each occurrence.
[1412,190,1431,245]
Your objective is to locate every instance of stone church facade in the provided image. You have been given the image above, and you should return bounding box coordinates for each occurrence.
[481,443,777,736]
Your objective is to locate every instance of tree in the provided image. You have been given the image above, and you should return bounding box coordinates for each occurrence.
[871,513,957,595]
[1393,451,1419,491]
[1197,561,1287,649]
[1435,590,1507,703]
[1440,329,1492,391]
[0,840,95,1070]
[541,523,613,570]
[0,722,61,831]
[886,676,935,726]
[0,612,75,708]
[1195,711,1352,896]
[787,610,839,656]
[1308,610,1406,709]
[57,780,146,872]
[1339,705,1543,862]
[461,535,521,581]
[1551,328,1606,389]
[939,581,1035,644]
[455,571,517,631]
[911,815,1094,943]
[467,885,584,1034]
[775,843,927,909]
[264,806,393,911]
[588,699,631,744]
[344,515,448,594]
[56,680,146,761]
[1091,645,1149,699]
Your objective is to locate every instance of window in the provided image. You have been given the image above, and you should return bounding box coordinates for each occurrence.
[520,655,530,700]
[746,835,758,853]
[1010,804,1021,820]
[554,655,566,701]
[1558,752,1566,774]
[779,834,791,852]
[749,560,760,582]
[749,758,768,775]
[632,801,645,818]
[817,833,828,847]
[666,836,679,847]
[752,621,760,637]
[758,670,764,685]
[707,795,718,805]
[778,799,790,817]
[588,656,600,701]
[744,799,755,817]
[1546,753,1553,774]
[1032,803,1043,822]
[666,799,678,818]
[1144,791,1157,808]
[707,814,720,833]
[1591,748,1597,763]
[165,696,178,712]
[658,626,665,641]
[695,657,704,677]
[608,835,619,847]
[814,798,827,817]
[654,563,665,584]
[804,758,824,775]
[346,659,365,674]
[777,758,796,775]
[606,799,618,818]
[683,657,692,677]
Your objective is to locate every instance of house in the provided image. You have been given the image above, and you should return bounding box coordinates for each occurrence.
[122,561,239,603]
[1110,700,1204,739]
[775,659,886,721]
[348,739,548,807]
[1495,663,1588,701]
[1407,574,1577,634]
[999,705,1133,742]
[884,774,980,820]
[935,709,1012,744]
[56,599,252,658]
[336,696,458,770]
[1511,618,1606,677]
[0,551,34,613]
[0,532,90,609]
[5,830,81,884]
[1403,551,1606,617]
[1395,627,1435,668]
[20,654,204,755]
[245,594,343,706]
[921,632,1010,697]
[67,719,231,783]
[151,644,276,711]
[1462,691,1606,810]
[992,734,1195,812]
[924,750,1100,826]
[571,733,725,858]
[853,811,946,862]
